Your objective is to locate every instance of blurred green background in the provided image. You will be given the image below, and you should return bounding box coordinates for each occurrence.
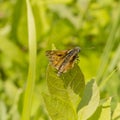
[0,0,120,120]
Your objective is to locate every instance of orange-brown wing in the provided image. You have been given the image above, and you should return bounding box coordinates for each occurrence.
[57,54,76,74]
[57,48,80,75]
[58,60,75,75]
[46,50,68,70]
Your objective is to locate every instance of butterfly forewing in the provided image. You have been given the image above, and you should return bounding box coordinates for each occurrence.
[46,50,68,70]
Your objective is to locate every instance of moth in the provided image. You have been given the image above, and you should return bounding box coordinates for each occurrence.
[46,47,80,75]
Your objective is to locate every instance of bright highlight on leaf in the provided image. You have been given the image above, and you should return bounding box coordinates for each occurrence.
[77,79,100,120]
[112,103,120,120]
[88,98,111,120]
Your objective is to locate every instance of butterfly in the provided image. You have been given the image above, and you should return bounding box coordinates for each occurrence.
[46,47,80,75]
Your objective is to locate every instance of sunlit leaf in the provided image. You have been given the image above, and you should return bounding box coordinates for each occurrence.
[97,98,111,120]
[78,79,100,120]
[88,98,111,120]
[112,103,120,120]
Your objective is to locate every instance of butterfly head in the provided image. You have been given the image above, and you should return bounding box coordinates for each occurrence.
[74,47,81,53]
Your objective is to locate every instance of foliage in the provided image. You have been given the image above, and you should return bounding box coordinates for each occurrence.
[0,0,120,120]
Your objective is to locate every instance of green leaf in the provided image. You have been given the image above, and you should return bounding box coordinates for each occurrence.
[112,103,120,120]
[45,64,85,119]
[46,64,70,101]
[88,98,111,120]
[97,98,111,120]
[78,79,100,120]
[47,64,85,94]
[46,64,85,102]
[43,93,77,120]
[61,64,85,97]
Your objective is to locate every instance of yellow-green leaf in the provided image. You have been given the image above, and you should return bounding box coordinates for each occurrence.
[46,64,85,102]
[88,98,111,120]
[78,79,100,120]
[45,63,85,119]
[112,103,120,120]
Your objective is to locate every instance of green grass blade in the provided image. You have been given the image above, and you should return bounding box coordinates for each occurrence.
[99,44,120,89]
[21,0,36,120]
[96,9,120,83]
[10,0,23,40]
